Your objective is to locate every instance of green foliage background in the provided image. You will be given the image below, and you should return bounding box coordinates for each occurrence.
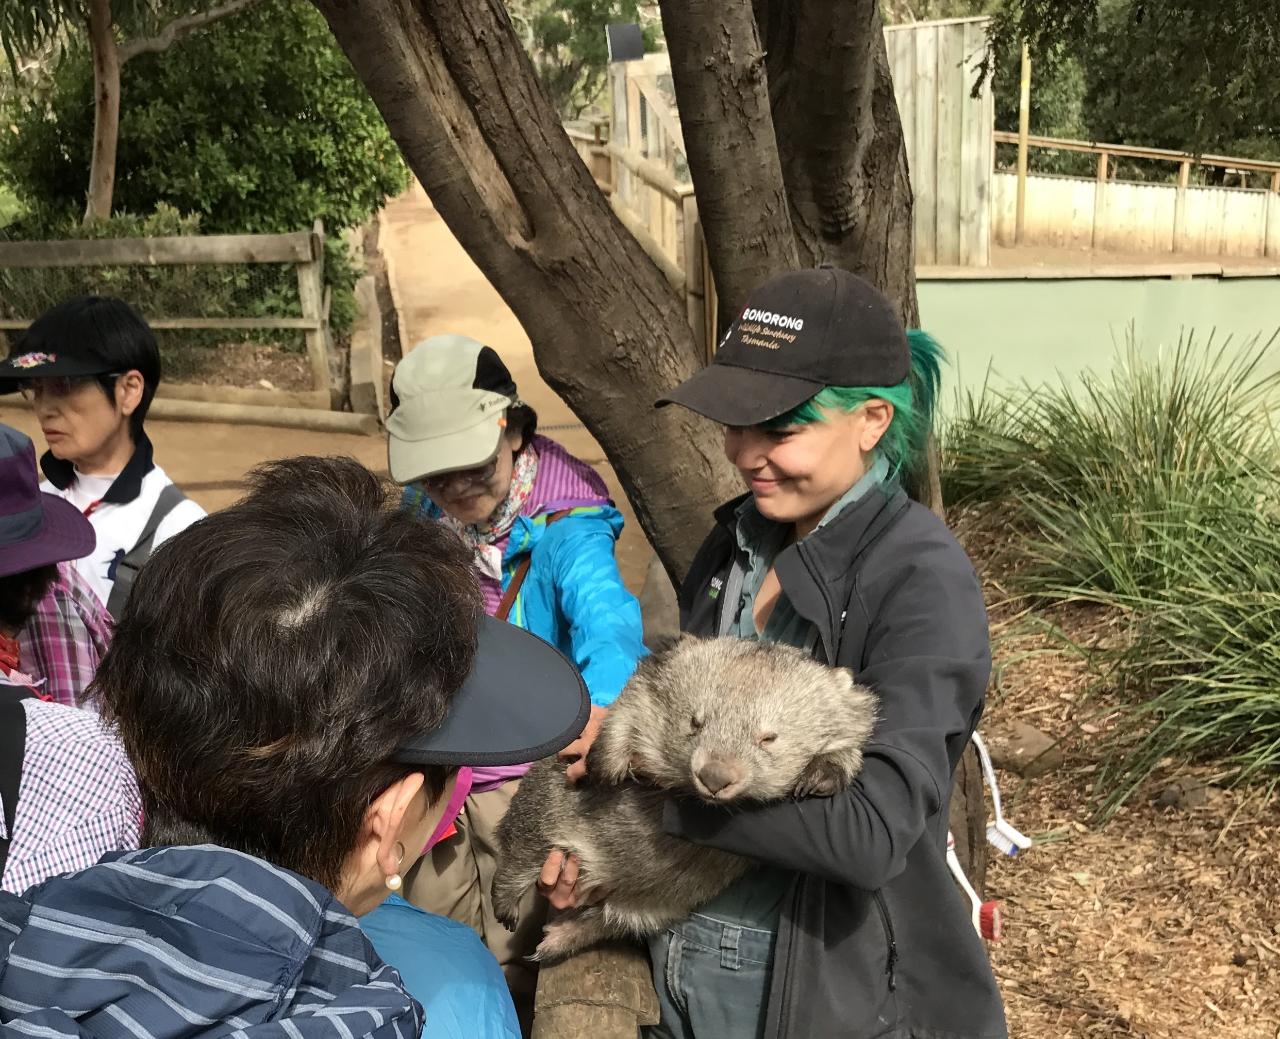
[1,0,407,236]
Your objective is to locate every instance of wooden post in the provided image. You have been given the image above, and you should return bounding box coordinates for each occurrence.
[681,194,707,362]
[1091,151,1109,250]
[1173,159,1191,253]
[531,943,659,1038]
[297,221,331,398]
[1014,43,1031,245]
[1267,172,1280,259]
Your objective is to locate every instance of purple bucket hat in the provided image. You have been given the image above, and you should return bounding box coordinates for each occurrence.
[0,423,95,578]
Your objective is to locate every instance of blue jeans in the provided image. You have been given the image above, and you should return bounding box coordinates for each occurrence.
[643,913,777,1039]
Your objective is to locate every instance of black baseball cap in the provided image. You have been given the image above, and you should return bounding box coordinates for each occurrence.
[391,615,590,767]
[657,266,909,426]
[0,296,155,393]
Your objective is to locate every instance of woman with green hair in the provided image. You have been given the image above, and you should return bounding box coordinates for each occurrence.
[543,267,1006,1039]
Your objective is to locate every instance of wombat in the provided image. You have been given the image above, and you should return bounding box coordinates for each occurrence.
[493,636,877,961]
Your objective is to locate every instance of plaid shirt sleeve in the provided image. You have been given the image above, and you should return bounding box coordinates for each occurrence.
[17,562,113,708]
[2,698,142,895]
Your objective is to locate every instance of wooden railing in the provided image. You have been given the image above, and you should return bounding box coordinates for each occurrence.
[0,221,335,407]
[993,132,1280,256]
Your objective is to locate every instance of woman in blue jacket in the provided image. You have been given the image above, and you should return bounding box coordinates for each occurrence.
[386,333,646,1027]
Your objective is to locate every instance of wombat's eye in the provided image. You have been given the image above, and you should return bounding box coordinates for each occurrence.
[690,715,704,732]
[757,732,778,748]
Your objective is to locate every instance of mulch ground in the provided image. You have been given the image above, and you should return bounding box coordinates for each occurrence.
[953,508,1280,1037]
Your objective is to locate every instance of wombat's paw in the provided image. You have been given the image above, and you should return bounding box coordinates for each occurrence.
[793,757,849,798]
[492,893,522,932]
[531,920,587,963]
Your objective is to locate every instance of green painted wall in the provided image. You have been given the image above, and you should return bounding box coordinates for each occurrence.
[918,276,1280,407]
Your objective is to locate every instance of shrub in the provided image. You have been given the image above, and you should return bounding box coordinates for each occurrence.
[941,333,1280,813]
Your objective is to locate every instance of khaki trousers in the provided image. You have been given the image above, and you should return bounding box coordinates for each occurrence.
[402,780,545,1032]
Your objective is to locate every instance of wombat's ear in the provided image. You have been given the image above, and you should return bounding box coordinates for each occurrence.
[793,679,879,798]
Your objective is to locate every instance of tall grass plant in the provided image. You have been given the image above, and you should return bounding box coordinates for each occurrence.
[942,332,1280,813]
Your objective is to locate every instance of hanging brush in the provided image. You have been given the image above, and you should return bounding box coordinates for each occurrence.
[970,731,1033,857]
[947,831,1002,942]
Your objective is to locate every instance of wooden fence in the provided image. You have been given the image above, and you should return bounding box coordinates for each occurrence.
[884,17,993,266]
[0,222,338,410]
[993,132,1280,258]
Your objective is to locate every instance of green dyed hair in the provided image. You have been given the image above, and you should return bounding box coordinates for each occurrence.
[761,329,945,478]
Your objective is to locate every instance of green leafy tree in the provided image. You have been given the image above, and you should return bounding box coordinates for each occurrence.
[2,0,408,234]
[508,0,658,118]
[986,0,1280,161]
[0,0,265,221]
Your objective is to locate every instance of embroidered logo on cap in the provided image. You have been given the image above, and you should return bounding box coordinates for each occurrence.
[10,352,55,368]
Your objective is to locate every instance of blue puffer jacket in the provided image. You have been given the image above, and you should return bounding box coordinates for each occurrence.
[403,437,645,709]
[500,504,643,707]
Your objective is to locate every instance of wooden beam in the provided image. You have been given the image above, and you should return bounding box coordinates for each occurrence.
[1173,160,1191,253]
[607,142,693,201]
[0,231,315,268]
[1015,43,1030,245]
[609,193,685,293]
[993,130,1280,175]
[0,317,321,331]
[297,221,331,396]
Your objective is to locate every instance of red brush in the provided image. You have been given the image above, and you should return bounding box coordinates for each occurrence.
[978,900,1002,942]
[947,831,1003,943]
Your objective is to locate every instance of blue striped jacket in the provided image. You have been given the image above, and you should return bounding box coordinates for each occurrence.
[0,846,422,1039]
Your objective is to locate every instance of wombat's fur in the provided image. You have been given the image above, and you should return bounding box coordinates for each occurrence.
[493,636,877,961]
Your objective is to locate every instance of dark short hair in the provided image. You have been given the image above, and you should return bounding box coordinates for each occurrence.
[507,401,538,452]
[0,564,57,631]
[93,456,481,891]
[15,296,161,441]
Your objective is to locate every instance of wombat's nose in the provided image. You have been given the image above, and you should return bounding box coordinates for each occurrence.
[696,758,742,796]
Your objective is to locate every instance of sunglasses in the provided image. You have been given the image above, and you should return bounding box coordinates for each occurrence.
[18,373,122,402]
[422,458,499,493]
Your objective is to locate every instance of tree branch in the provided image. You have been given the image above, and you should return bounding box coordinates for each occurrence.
[658,0,798,323]
[758,0,919,327]
[119,0,265,64]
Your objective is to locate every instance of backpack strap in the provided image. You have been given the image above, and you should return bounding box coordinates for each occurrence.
[0,686,34,879]
[106,483,188,619]
[494,510,574,622]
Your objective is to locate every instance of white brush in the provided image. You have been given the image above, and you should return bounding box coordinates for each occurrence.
[971,732,1033,856]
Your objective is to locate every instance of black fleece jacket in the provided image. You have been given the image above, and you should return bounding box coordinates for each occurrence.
[664,481,1007,1039]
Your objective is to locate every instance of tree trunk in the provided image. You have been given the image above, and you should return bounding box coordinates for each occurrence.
[756,0,919,328]
[309,0,741,584]
[84,0,121,223]
[657,0,797,322]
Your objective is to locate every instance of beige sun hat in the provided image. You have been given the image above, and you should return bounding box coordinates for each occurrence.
[386,334,519,485]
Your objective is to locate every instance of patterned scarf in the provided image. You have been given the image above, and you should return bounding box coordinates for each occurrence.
[438,444,540,581]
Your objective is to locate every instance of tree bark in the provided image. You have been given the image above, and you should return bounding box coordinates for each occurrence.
[658,0,798,324]
[309,0,740,584]
[84,0,121,223]
[756,0,919,328]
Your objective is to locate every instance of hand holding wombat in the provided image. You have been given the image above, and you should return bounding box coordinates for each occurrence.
[493,637,877,961]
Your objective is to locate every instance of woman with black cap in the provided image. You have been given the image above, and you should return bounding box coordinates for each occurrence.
[0,296,204,616]
[551,267,1006,1039]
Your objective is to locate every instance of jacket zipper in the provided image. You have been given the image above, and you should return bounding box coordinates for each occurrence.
[873,891,898,991]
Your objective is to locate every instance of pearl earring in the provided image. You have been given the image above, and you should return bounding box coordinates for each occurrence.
[384,840,406,892]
